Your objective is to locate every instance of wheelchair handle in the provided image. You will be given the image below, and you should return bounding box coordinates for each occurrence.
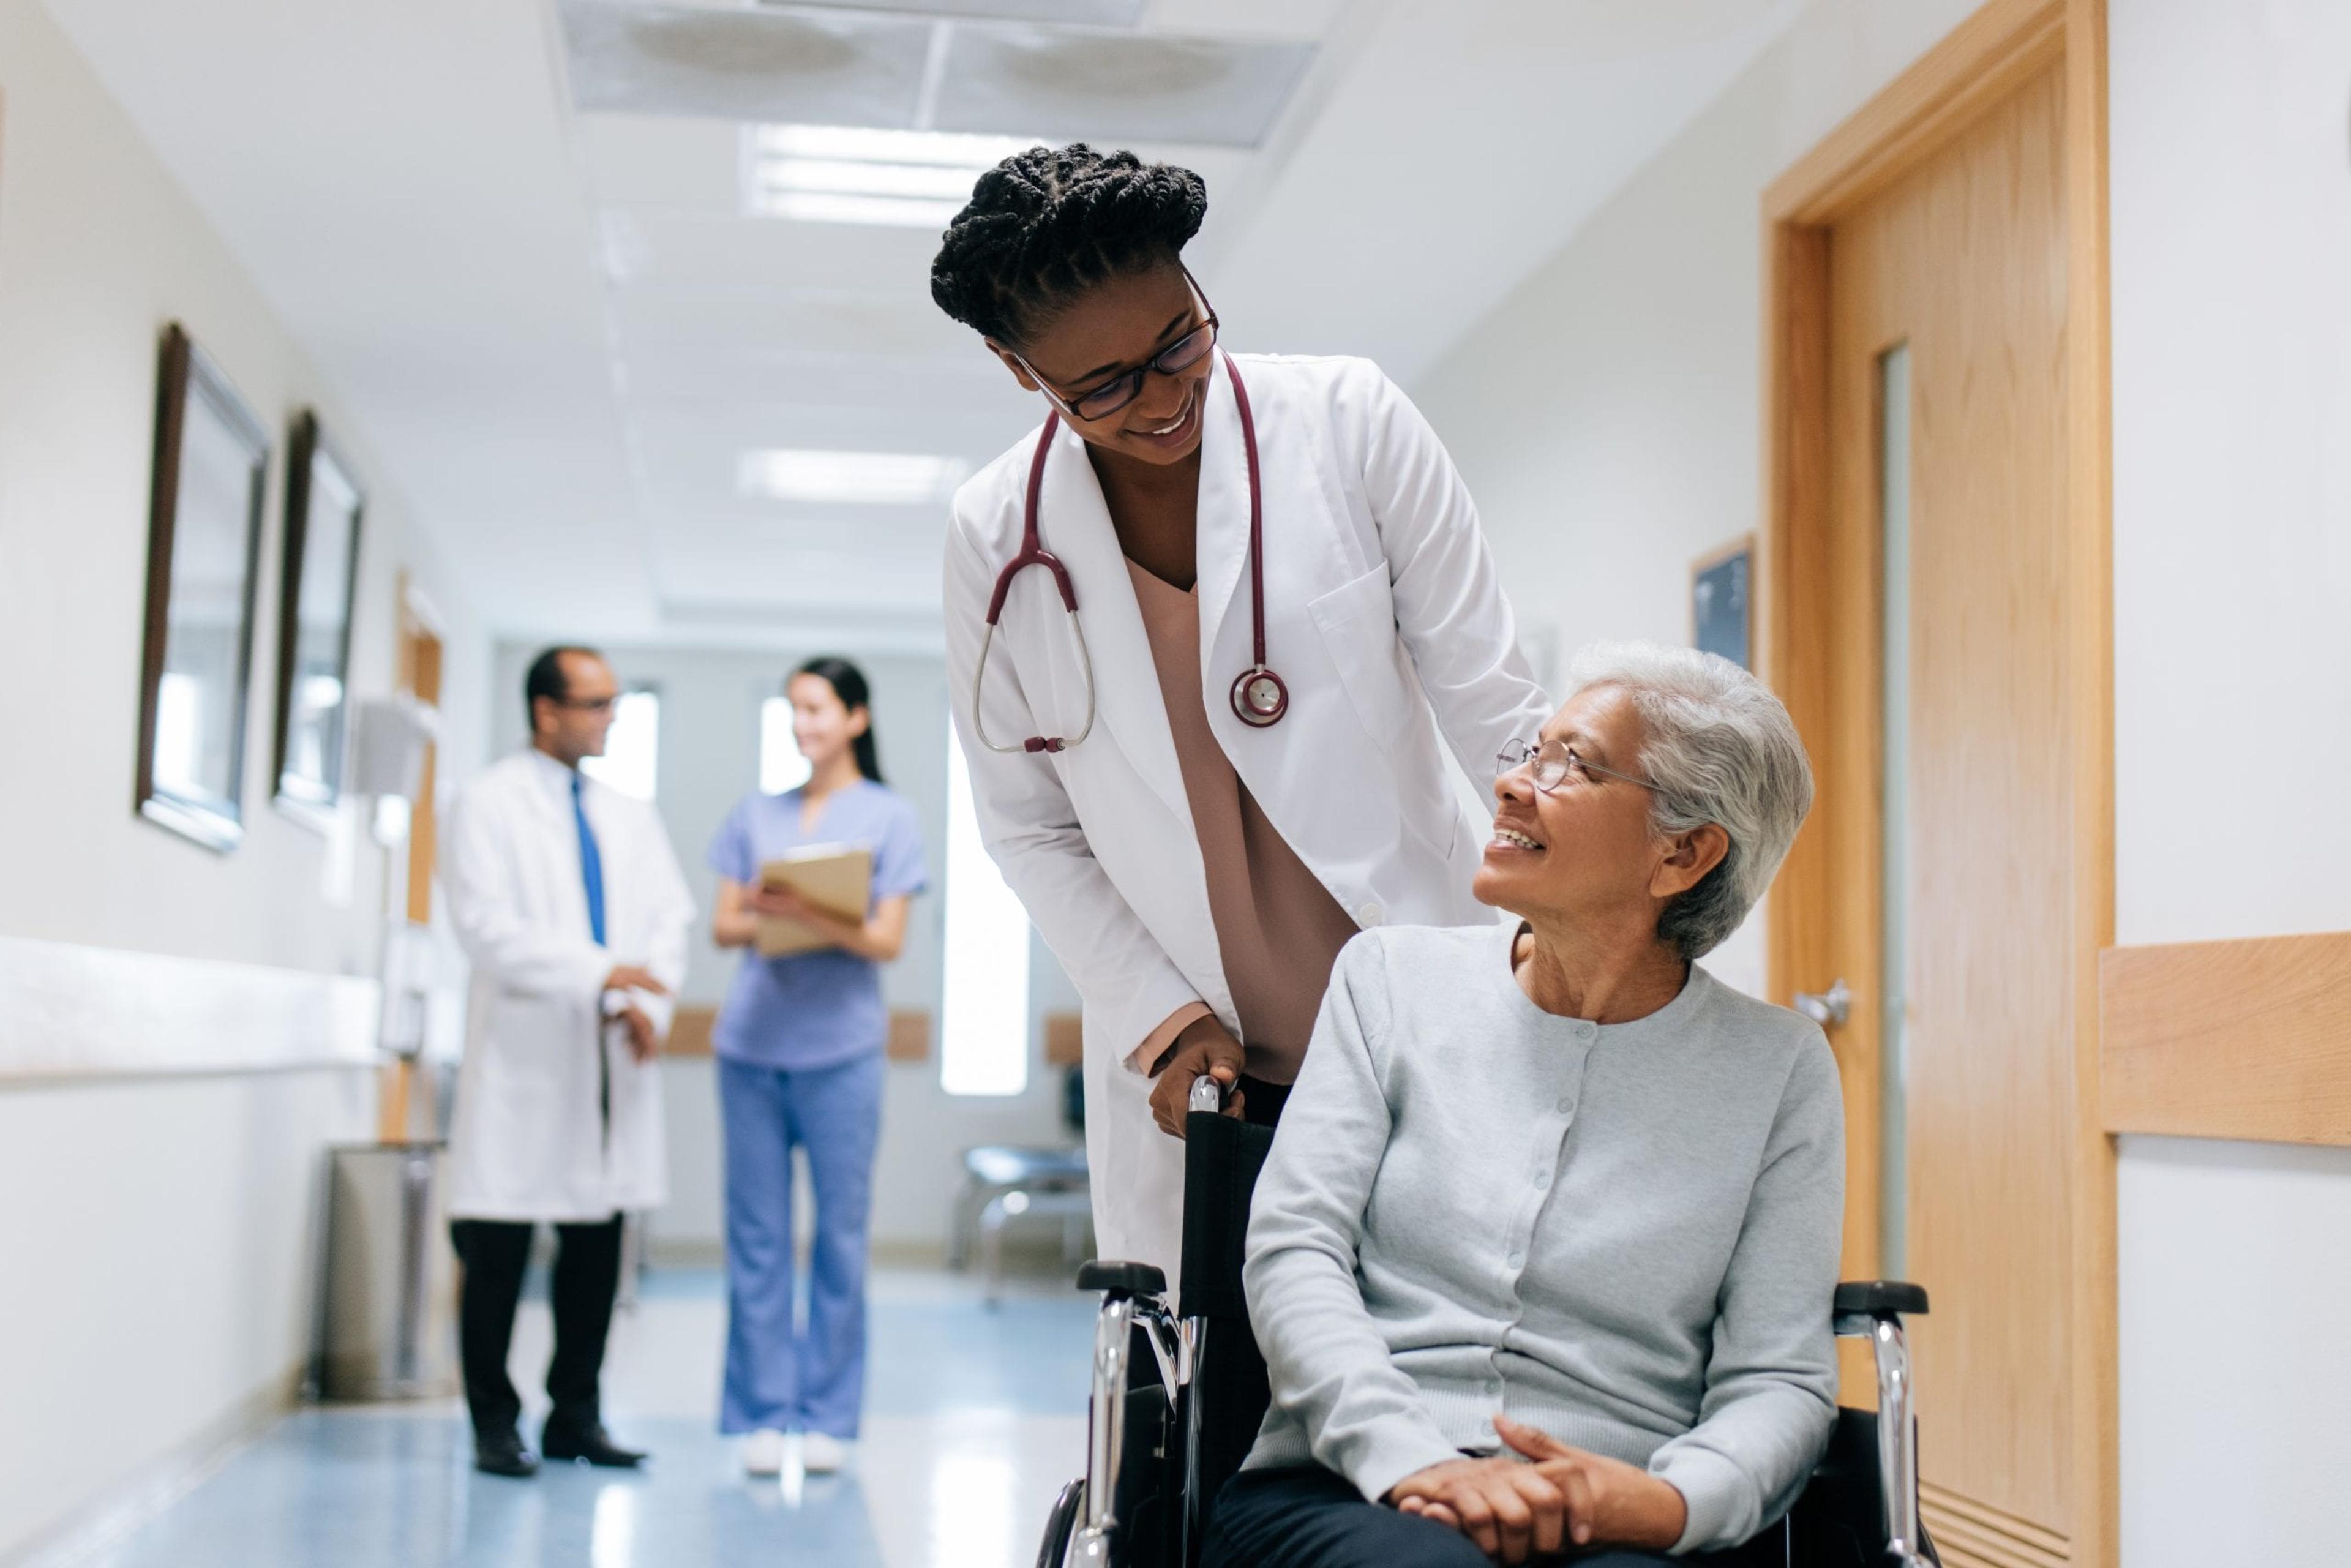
[1188,1075,1225,1115]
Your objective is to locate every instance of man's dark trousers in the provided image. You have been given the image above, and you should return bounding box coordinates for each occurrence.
[449,1214,624,1439]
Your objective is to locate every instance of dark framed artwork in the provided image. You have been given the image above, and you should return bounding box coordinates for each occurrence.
[134,323,271,852]
[1692,535,1753,672]
[272,411,366,828]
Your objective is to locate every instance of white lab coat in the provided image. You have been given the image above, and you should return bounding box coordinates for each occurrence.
[441,749,695,1222]
[943,352,1551,1281]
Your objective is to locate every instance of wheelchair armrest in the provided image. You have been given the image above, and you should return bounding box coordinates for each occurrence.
[1077,1260,1167,1300]
[1834,1280,1930,1319]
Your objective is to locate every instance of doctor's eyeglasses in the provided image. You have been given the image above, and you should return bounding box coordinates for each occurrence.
[1495,737,1661,795]
[1011,269,1221,423]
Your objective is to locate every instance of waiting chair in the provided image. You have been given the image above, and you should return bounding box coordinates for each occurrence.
[1037,1079,1938,1568]
[950,1144,1092,1302]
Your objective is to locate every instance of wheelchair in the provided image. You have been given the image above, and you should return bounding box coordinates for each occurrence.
[1037,1079,1939,1568]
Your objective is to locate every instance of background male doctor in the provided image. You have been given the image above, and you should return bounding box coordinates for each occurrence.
[441,645,694,1478]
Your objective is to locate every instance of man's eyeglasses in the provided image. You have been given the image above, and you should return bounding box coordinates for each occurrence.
[1494,737,1660,795]
[553,695,619,715]
[1010,267,1220,424]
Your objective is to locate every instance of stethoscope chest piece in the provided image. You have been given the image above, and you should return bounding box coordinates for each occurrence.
[975,350,1291,756]
[1231,666,1288,727]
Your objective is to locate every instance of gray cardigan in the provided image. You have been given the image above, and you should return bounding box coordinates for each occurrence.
[1241,923,1844,1555]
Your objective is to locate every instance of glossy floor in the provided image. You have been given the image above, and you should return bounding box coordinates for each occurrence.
[63,1267,1098,1568]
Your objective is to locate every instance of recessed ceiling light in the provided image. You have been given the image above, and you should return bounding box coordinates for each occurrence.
[744,124,1041,228]
[739,449,972,505]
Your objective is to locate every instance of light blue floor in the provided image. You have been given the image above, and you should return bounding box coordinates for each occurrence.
[77,1269,1099,1568]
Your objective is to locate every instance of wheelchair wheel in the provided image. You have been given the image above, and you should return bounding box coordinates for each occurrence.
[1037,1477,1084,1568]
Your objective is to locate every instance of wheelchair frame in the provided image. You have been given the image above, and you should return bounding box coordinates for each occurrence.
[1042,1078,1937,1568]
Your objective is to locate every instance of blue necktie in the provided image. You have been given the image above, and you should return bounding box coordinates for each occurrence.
[572,772,607,947]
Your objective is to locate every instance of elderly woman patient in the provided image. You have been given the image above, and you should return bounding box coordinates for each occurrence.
[1201,643,1837,1568]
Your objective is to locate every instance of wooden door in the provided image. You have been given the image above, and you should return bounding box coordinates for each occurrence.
[381,582,444,1141]
[1762,3,2115,1563]
[1838,65,2079,1552]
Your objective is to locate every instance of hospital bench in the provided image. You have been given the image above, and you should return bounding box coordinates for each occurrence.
[948,1143,1092,1304]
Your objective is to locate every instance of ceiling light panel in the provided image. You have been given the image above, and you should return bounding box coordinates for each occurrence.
[762,0,1147,22]
[560,1,931,125]
[738,449,972,505]
[932,26,1315,147]
[744,124,1040,227]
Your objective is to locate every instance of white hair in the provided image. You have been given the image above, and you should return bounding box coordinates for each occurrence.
[1564,641,1815,961]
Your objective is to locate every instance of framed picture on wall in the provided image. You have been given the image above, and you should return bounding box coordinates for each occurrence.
[134,323,271,852]
[1692,535,1753,671]
[272,411,365,828]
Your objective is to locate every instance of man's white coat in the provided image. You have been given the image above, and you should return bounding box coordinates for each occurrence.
[442,749,694,1221]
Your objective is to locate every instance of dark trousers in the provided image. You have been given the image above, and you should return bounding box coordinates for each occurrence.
[1202,1464,1783,1568]
[449,1214,624,1441]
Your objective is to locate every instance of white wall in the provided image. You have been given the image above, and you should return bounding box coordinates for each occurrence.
[1411,0,1982,999]
[2107,1,2351,1563]
[486,641,1075,1255]
[1414,1,2351,1562]
[0,0,486,1555]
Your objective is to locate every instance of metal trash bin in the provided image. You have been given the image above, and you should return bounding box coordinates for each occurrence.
[319,1141,457,1401]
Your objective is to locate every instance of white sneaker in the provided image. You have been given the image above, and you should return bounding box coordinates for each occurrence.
[740,1428,787,1477]
[798,1431,849,1474]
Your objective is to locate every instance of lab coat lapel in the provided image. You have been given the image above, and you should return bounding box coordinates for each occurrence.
[1041,423,1192,824]
[1193,354,1251,680]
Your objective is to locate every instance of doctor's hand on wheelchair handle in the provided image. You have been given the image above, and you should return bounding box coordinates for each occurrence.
[1145,1016,1247,1136]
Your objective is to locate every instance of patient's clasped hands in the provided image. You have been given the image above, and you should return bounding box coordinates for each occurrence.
[1385,1416,1689,1564]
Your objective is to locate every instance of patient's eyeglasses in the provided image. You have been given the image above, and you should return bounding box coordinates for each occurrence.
[1494,737,1660,795]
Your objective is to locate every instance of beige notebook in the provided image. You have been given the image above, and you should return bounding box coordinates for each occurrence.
[756,844,873,958]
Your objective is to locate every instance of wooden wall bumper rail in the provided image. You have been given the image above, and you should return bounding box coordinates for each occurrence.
[2100,929,2351,1146]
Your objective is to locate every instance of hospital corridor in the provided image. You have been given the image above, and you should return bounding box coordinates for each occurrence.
[1,2,2347,1567]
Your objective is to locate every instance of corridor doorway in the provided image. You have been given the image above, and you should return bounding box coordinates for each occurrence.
[1759,2,2113,1564]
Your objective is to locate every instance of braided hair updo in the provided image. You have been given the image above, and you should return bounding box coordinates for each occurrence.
[930,143,1207,348]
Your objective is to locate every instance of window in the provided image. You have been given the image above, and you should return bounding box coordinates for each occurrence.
[580,688,659,801]
[759,696,814,795]
[940,718,1030,1097]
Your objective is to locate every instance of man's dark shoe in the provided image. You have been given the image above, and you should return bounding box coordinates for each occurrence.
[474,1430,539,1478]
[541,1419,646,1468]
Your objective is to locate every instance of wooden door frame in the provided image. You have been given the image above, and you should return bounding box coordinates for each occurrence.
[1755,1,2114,1564]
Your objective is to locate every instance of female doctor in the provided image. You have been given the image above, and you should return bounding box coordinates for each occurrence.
[932,145,1550,1281]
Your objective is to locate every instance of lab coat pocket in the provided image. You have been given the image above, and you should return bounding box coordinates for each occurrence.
[1308,564,1414,746]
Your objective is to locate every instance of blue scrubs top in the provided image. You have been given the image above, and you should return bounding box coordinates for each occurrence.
[707,780,929,1071]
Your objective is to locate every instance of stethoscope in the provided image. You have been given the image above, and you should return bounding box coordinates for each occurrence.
[971,349,1288,756]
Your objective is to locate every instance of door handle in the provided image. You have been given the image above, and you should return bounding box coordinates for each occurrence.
[1794,979,1851,1027]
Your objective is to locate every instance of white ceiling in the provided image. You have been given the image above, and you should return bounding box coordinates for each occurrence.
[43,0,1801,654]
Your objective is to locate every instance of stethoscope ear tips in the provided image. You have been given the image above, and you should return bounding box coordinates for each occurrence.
[1231,667,1289,728]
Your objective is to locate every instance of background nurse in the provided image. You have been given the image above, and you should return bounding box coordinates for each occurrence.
[705,656,928,1479]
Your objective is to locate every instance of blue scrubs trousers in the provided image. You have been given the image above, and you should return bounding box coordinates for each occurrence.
[718,1051,886,1438]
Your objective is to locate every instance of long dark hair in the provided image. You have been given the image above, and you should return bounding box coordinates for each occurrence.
[795,656,883,784]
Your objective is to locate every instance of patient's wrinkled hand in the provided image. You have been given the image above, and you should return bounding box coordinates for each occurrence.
[1492,1416,1688,1553]
[1387,1455,1566,1565]
[1145,1018,1246,1137]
